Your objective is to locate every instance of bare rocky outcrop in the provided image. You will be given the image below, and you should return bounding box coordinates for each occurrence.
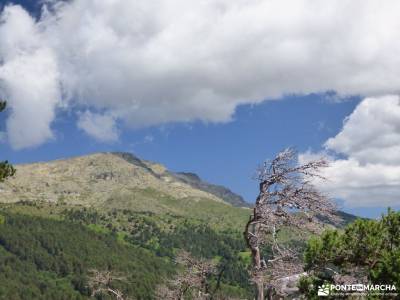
[0,152,228,207]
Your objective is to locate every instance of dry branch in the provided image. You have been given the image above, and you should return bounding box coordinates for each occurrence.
[88,269,128,300]
[156,251,217,300]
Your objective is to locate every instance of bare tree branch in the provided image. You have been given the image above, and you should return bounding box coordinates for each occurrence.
[244,148,337,299]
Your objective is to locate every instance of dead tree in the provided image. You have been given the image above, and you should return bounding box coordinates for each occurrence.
[88,269,128,300]
[156,251,217,300]
[243,148,336,300]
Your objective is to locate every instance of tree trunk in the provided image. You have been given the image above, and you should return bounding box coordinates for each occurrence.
[252,245,264,300]
[256,279,264,300]
[245,211,264,300]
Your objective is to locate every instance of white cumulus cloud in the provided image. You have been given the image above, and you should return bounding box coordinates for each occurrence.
[0,5,61,149]
[325,95,400,165]
[2,1,400,147]
[300,95,400,208]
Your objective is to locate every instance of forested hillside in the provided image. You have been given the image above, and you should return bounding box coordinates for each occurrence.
[0,201,254,299]
[0,211,172,299]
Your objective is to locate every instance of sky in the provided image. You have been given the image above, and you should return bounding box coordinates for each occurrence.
[1,0,400,218]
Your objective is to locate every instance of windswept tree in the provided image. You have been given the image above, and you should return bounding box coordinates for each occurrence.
[0,101,15,182]
[244,148,337,299]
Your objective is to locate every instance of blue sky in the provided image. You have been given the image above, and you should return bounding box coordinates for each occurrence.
[1,0,400,218]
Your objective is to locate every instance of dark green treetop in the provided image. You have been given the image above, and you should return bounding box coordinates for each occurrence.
[0,101,15,182]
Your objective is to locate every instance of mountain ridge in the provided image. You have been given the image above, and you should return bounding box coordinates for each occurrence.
[0,152,359,222]
[0,153,209,202]
[111,152,250,207]
[172,171,251,208]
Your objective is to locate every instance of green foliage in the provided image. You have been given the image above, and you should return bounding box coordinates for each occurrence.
[304,229,343,270]
[0,101,15,182]
[297,275,320,300]
[303,208,400,297]
[0,160,15,182]
[0,212,173,299]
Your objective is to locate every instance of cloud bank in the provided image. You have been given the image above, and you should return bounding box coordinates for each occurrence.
[0,5,60,149]
[301,95,400,207]
[2,0,400,147]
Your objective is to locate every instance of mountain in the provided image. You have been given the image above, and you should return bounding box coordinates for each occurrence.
[0,152,248,207]
[0,151,357,229]
[335,210,360,223]
[172,172,251,207]
[0,152,251,230]
[0,152,255,298]
[0,152,223,205]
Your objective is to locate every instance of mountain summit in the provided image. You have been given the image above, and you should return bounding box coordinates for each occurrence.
[0,152,249,209]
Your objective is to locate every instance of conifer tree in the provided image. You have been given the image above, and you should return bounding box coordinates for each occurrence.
[0,101,15,182]
[302,209,400,298]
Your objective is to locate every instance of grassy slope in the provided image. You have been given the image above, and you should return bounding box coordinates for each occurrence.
[103,187,251,230]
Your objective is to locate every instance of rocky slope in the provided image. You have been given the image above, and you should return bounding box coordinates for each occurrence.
[0,152,248,209]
